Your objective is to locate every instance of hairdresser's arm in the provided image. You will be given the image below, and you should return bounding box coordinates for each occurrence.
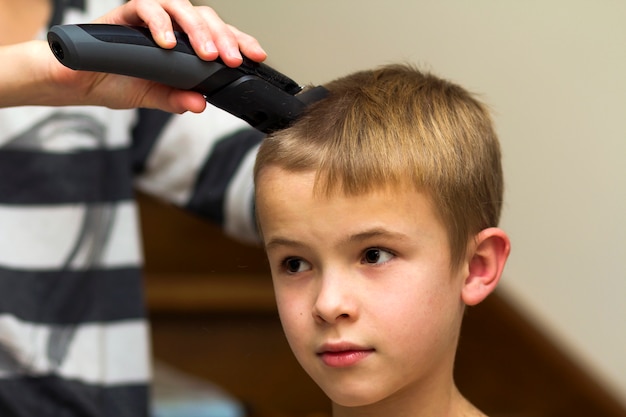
[0,0,266,113]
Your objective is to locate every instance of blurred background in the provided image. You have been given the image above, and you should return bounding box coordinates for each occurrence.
[147,1,625,416]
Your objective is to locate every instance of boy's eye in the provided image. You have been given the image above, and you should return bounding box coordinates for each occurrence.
[362,248,394,265]
[283,257,312,273]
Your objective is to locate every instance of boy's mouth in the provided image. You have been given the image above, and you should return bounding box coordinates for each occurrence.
[316,342,375,368]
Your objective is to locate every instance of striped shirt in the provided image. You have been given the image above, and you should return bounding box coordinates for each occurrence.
[0,1,263,415]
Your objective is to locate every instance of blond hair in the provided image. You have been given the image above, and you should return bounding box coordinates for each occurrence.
[254,64,503,268]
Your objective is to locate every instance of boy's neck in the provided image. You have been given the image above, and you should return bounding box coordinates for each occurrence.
[331,385,486,417]
[0,0,52,45]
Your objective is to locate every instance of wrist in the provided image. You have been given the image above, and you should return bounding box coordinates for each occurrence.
[0,40,69,108]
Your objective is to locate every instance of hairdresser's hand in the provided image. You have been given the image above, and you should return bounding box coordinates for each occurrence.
[75,0,267,113]
[95,0,267,67]
[1,0,266,113]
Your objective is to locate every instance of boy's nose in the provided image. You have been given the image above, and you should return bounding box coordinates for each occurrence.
[312,272,358,324]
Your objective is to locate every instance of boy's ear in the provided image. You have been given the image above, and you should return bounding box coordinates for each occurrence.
[461,227,511,306]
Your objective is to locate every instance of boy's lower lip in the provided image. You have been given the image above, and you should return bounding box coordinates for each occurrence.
[318,349,374,368]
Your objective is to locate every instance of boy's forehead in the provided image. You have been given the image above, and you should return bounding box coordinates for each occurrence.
[256,166,438,229]
[255,165,315,199]
[256,164,429,201]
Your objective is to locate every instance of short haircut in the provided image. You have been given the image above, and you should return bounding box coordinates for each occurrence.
[254,64,503,269]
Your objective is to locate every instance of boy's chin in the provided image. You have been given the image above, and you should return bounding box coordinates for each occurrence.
[317,379,386,408]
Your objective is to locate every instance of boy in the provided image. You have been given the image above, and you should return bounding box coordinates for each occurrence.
[254,64,511,416]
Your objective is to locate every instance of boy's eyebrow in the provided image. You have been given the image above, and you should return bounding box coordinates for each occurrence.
[265,237,307,250]
[343,228,411,245]
[265,228,410,250]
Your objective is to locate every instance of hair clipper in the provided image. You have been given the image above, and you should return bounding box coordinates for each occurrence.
[47,24,327,133]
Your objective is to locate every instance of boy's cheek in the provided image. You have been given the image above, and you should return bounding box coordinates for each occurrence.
[275,289,309,323]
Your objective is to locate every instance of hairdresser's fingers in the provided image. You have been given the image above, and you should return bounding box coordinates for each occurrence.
[95,0,213,57]
[95,0,176,47]
[126,1,241,63]
[164,4,267,66]
[95,0,266,66]
[226,23,267,63]
[65,70,207,113]
[144,86,208,114]
[184,5,241,65]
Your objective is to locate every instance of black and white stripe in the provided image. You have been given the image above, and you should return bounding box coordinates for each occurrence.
[1,2,264,414]
[0,376,149,417]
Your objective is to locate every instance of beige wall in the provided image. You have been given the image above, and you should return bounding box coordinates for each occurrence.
[200,0,626,406]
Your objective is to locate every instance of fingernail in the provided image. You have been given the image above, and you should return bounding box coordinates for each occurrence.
[204,40,218,54]
[165,31,176,44]
[228,48,243,62]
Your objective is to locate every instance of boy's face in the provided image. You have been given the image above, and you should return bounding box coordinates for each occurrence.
[255,166,468,408]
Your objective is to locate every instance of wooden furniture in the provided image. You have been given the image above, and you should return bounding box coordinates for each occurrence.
[139,193,626,417]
